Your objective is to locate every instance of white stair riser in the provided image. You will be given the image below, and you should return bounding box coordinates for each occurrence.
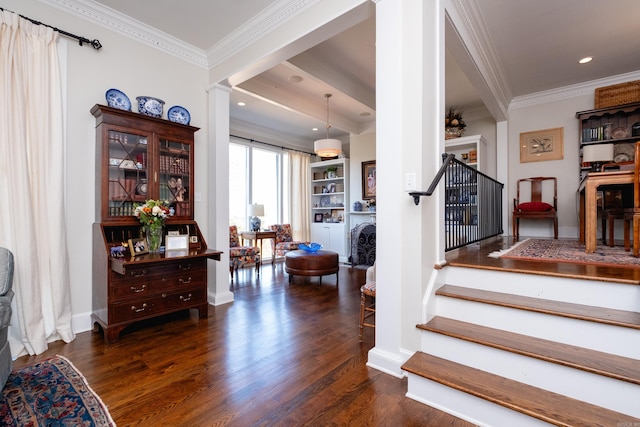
[405,372,554,427]
[437,267,640,312]
[435,297,640,359]
[420,330,640,417]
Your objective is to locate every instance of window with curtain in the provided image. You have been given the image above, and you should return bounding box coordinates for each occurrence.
[229,141,290,259]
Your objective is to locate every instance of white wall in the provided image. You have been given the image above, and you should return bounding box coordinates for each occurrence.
[465,108,497,179]
[508,92,593,238]
[348,132,376,228]
[5,0,210,333]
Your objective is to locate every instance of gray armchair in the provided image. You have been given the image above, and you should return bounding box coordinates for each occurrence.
[0,248,14,389]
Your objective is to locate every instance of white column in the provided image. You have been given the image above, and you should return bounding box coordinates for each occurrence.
[367,0,445,376]
[496,120,509,235]
[207,84,234,305]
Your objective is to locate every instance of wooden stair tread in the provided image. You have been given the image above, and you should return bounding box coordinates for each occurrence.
[419,316,640,385]
[436,284,640,330]
[402,352,639,427]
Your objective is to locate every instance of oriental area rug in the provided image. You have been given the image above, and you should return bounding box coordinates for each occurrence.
[0,355,115,426]
[489,238,640,268]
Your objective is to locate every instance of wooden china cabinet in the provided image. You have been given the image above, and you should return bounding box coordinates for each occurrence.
[91,104,221,344]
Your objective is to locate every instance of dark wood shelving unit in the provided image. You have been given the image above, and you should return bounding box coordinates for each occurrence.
[91,105,221,344]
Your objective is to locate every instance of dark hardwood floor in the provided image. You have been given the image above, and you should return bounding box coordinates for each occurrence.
[13,263,475,427]
[445,236,640,284]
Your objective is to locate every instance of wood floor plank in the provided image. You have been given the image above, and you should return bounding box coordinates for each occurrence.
[12,264,474,427]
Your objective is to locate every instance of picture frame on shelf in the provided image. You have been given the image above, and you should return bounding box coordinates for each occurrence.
[520,127,564,163]
[314,213,324,223]
[128,237,149,257]
[362,160,376,200]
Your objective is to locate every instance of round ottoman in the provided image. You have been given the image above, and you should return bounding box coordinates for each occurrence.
[284,250,339,285]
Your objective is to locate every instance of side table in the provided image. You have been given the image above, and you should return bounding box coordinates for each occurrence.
[241,230,277,265]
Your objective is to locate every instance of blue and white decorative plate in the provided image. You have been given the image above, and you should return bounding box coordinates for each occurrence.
[167,105,191,125]
[105,88,131,111]
[136,96,164,118]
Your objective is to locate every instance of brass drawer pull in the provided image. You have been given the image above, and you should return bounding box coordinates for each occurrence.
[180,294,192,302]
[131,303,147,312]
[130,284,146,293]
[179,264,192,271]
[178,277,192,284]
[130,270,146,277]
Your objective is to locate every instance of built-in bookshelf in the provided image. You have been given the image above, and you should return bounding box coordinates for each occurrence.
[310,158,349,261]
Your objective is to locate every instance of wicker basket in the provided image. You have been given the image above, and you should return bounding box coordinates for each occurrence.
[594,80,640,109]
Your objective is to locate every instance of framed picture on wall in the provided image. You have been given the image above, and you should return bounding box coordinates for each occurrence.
[362,160,376,201]
[520,127,564,163]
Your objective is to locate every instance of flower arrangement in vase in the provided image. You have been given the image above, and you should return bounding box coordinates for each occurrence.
[444,107,466,139]
[133,199,173,252]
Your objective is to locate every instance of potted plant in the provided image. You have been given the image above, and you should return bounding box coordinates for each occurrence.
[326,165,338,179]
[445,107,466,139]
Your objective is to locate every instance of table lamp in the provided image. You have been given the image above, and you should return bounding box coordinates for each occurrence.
[582,143,614,172]
[248,203,265,231]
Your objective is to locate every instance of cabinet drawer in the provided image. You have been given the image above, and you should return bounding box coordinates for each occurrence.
[109,270,206,299]
[113,258,205,277]
[110,287,206,323]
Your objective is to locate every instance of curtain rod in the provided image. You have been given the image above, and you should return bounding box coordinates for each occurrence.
[230,134,314,156]
[0,7,102,50]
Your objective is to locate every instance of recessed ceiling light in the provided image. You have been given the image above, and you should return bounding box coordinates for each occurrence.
[579,57,593,64]
[312,128,318,132]
[289,75,303,83]
[237,101,246,106]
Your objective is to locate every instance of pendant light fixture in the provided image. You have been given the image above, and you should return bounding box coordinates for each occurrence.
[314,93,342,158]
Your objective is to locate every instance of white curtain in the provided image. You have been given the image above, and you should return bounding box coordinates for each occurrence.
[0,10,75,357]
[288,151,311,242]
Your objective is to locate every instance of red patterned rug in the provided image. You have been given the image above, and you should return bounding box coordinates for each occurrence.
[490,238,640,268]
[0,355,115,426]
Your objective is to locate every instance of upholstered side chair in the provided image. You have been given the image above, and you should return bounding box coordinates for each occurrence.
[229,226,260,284]
[268,224,303,258]
[0,247,15,389]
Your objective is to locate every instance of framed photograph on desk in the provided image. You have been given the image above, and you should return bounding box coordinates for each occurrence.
[128,238,148,257]
[165,235,189,251]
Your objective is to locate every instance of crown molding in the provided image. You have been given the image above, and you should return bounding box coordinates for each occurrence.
[509,70,640,110]
[206,0,319,70]
[39,0,208,68]
[445,0,511,121]
[40,0,323,72]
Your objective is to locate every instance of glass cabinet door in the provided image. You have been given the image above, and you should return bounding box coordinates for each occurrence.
[158,138,191,218]
[107,129,150,218]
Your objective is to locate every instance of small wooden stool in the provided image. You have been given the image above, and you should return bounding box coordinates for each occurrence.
[284,250,339,285]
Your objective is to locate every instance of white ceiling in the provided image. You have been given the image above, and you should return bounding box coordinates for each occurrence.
[87,0,640,150]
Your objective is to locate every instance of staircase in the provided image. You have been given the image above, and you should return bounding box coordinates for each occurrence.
[401,265,640,426]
